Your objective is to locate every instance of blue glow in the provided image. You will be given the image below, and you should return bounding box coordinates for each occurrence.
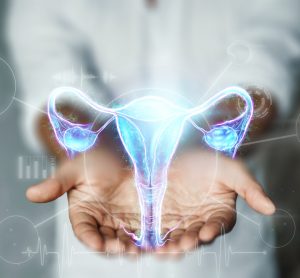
[204,126,238,151]
[47,86,253,249]
[63,127,98,152]
[117,97,185,121]
[116,111,185,247]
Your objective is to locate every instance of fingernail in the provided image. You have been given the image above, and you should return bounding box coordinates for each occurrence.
[265,198,276,213]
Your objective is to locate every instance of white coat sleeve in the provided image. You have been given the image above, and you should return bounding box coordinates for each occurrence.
[7,0,105,151]
[221,0,300,116]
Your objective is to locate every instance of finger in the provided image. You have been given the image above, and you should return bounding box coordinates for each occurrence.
[199,211,235,243]
[125,241,140,257]
[223,161,275,215]
[179,222,203,251]
[169,228,185,238]
[99,226,126,254]
[70,211,104,251]
[26,178,71,203]
[116,229,139,257]
[26,160,78,203]
[104,238,126,255]
[100,226,116,238]
[178,231,199,252]
[156,229,185,258]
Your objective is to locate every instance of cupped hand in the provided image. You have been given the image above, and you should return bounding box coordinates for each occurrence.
[157,148,275,255]
[27,147,141,255]
[26,147,275,256]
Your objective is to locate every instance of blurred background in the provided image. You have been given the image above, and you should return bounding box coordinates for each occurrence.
[0,1,300,277]
[0,1,56,277]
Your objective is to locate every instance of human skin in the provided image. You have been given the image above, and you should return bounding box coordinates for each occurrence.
[26,88,276,255]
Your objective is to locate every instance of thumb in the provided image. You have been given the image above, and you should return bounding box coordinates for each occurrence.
[222,160,276,215]
[26,161,78,203]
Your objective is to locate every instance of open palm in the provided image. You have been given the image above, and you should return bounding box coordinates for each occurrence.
[26,147,275,255]
[158,149,274,254]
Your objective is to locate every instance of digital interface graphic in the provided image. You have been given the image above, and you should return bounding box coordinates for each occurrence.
[48,86,253,248]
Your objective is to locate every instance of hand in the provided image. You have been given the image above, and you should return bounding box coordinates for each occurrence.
[26,147,275,256]
[157,148,275,255]
[27,147,141,255]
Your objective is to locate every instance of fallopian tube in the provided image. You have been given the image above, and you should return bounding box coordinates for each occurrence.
[48,87,253,249]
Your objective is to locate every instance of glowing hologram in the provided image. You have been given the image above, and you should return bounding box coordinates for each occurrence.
[237,86,272,119]
[204,126,238,151]
[48,86,253,248]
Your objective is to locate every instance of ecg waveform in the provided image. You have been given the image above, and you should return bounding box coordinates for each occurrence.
[194,226,267,277]
[21,224,266,278]
[22,225,129,277]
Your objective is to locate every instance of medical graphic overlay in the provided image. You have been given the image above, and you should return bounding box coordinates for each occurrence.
[48,87,253,248]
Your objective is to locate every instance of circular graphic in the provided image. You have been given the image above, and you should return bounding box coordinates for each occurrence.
[227,41,252,65]
[0,57,17,116]
[0,215,39,264]
[238,87,272,119]
[259,209,296,249]
[295,112,300,143]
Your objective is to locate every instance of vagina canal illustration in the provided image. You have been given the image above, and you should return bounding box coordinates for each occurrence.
[48,87,253,248]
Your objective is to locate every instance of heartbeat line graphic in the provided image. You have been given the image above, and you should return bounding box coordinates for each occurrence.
[21,225,266,278]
